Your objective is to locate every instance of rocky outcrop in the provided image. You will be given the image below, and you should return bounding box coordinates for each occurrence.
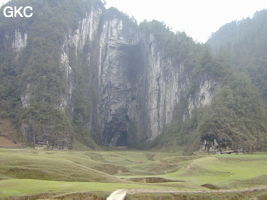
[188,79,217,118]
[144,36,186,139]
[12,30,27,52]
[106,189,127,200]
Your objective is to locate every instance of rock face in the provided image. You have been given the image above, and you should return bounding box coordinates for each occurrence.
[12,30,28,52]
[97,14,146,146]
[188,79,216,118]
[0,1,217,148]
[92,11,215,146]
[72,8,216,146]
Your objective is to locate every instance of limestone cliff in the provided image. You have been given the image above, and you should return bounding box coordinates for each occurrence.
[1,0,264,150]
[56,7,217,147]
[0,0,217,148]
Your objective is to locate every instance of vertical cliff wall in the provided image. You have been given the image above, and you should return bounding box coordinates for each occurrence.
[0,0,217,148]
[97,12,148,146]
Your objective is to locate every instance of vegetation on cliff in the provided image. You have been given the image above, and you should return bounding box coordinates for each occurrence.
[0,0,266,151]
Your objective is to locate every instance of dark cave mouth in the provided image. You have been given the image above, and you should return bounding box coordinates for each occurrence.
[114,131,128,146]
[103,127,128,147]
[103,112,130,147]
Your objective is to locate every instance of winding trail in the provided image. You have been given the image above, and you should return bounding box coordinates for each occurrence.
[106,185,267,200]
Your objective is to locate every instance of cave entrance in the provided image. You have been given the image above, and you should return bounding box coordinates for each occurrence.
[116,131,127,146]
[103,113,129,147]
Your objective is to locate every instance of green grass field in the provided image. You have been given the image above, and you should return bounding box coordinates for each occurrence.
[0,148,267,199]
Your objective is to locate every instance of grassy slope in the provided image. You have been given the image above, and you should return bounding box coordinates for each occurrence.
[0,149,267,198]
[128,191,267,200]
[164,154,267,188]
[0,179,171,198]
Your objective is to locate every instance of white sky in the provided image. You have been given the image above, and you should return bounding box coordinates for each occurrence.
[0,0,9,7]
[106,0,267,43]
[1,0,267,43]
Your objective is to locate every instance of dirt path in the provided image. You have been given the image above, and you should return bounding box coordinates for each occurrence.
[0,120,22,148]
[0,136,21,148]
[106,185,267,200]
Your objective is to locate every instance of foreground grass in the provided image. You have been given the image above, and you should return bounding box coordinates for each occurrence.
[0,148,267,198]
[163,154,267,188]
[0,179,174,198]
[128,191,267,200]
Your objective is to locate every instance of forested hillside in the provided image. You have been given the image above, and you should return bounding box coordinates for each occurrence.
[207,10,267,102]
[0,0,266,152]
[138,19,266,152]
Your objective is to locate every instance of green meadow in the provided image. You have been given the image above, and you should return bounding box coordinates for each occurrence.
[0,149,267,199]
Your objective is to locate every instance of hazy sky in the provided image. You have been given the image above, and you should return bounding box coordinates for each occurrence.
[106,0,267,43]
[1,0,266,42]
[0,0,8,7]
